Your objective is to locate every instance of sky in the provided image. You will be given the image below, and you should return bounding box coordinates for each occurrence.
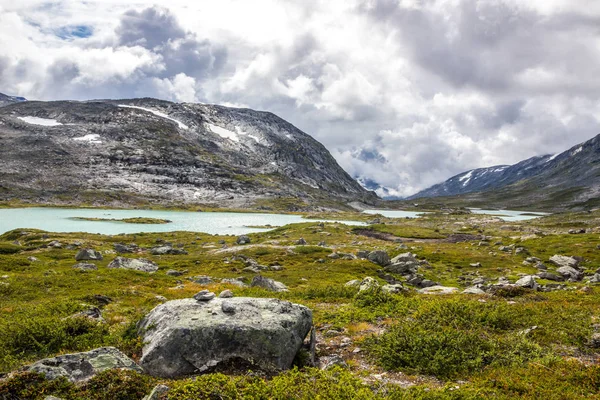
[2,0,600,197]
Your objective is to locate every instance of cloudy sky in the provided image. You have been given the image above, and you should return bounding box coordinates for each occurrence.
[2,0,600,197]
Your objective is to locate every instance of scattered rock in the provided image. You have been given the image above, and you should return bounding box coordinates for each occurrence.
[236,235,251,245]
[381,284,405,294]
[344,279,361,287]
[515,275,538,290]
[462,286,486,295]
[137,298,312,377]
[589,333,600,348]
[166,269,186,277]
[320,355,348,370]
[537,271,564,281]
[385,252,420,274]
[219,290,234,298]
[155,295,167,302]
[93,294,112,306]
[114,243,139,254]
[193,290,216,301]
[69,307,104,322]
[367,250,390,266]
[75,248,103,261]
[221,278,248,287]
[192,275,214,285]
[556,266,584,281]
[549,255,580,269]
[150,246,187,255]
[568,229,586,234]
[327,253,340,259]
[72,262,97,271]
[418,286,459,294]
[143,384,170,400]
[26,347,142,383]
[107,257,158,273]
[27,256,39,262]
[295,238,308,245]
[251,275,289,292]
[359,277,380,292]
[470,262,482,268]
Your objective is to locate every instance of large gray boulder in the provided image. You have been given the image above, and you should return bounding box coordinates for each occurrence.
[367,250,390,266]
[556,266,584,281]
[385,252,420,274]
[549,255,580,269]
[26,347,142,383]
[150,246,187,255]
[137,298,312,378]
[75,248,103,261]
[251,275,288,292]
[107,257,158,273]
[515,275,538,290]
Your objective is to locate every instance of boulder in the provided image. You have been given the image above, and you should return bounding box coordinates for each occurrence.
[381,284,405,294]
[537,271,564,281]
[251,275,288,292]
[515,275,538,290]
[143,384,170,400]
[166,269,186,277]
[386,252,420,274]
[344,279,361,287]
[26,347,142,383]
[72,263,97,271]
[236,235,251,245]
[137,298,312,377]
[557,266,584,281]
[150,246,187,255]
[358,277,380,292]
[75,249,103,261]
[221,278,248,287]
[193,290,216,301]
[107,257,158,273]
[549,255,580,269]
[295,238,308,245]
[192,275,214,285]
[219,290,234,298]
[418,285,459,294]
[462,286,486,295]
[367,251,390,266]
[114,243,139,254]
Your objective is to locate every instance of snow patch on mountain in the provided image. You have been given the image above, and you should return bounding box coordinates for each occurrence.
[73,134,102,144]
[208,124,239,142]
[17,116,63,126]
[118,104,188,130]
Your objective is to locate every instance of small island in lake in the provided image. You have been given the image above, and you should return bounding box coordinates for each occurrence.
[70,217,172,224]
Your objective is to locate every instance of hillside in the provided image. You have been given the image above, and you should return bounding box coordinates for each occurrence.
[408,134,600,211]
[0,96,377,210]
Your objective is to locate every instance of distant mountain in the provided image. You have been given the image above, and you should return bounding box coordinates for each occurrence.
[0,92,26,107]
[409,134,600,210]
[355,176,401,200]
[0,97,377,210]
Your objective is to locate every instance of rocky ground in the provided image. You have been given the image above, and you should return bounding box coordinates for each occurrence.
[1,208,600,399]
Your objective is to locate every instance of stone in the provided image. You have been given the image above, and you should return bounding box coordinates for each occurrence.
[344,279,361,287]
[219,290,234,298]
[419,279,438,288]
[367,250,390,266]
[26,347,142,383]
[221,278,248,287]
[356,250,370,259]
[143,384,170,400]
[113,243,139,253]
[418,285,459,294]
[70,307,104,322]
[236,235,251,245]
[327,253,340,259]
[75,248,103,261]
[295,238,308,245]
[155,295,168,302]
[515,275,538,290]
[470,262,482,268]
[549,255,580,269]
[150,246,187,255]
[587,273,600,283]
[107,257,158,273]
[28,256,39,262]
[137,298,312,377]
[386,252,420,274]
[462,286,486,295]
[192,275,214,285]
[381,284,405,294]
[166,269,186,277]
[251,275,289,292]
[537,271,564,281]
[589,333,600,348]
[72,262,97,271]
[93,294,112,306]
[243,266,261,274]
[193,290,216,301]
[556,266,584,281]
[359,277,380,292]
[320,355,348,370]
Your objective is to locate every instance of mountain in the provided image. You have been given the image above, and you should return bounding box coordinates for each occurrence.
[408,134,600,210]
[355,176,401,200]
[0,97,377,210]
[0,92,26,107]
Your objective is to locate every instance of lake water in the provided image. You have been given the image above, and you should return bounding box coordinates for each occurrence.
[363,208,548,222]
[0,208,364,236]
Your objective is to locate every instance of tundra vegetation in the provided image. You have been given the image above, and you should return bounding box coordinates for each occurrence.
[1,208,600,399]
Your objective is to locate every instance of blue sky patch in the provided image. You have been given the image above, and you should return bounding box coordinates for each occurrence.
[56,25,93,39]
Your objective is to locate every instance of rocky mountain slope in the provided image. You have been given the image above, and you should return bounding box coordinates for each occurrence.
[409,134,600,210]
[0,93,26,107]
[0,96,377,210]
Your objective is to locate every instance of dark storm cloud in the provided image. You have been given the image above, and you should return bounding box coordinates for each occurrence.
[115,6,227,80]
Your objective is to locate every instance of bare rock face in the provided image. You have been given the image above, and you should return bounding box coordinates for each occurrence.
[107,257,158,272]
[250,275,288,292]
[137,298,313,378]
[549,255,580,269]
[26,347,142,383]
